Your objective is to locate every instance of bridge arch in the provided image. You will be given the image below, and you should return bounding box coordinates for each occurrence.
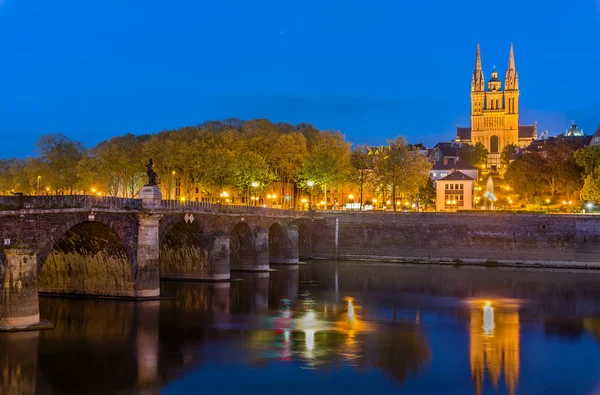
[268,223,287,263]
[38,220,136,297]
[159,216,230,281]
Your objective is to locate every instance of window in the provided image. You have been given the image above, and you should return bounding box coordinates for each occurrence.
[450,184,454,190]
[445,184,449,190]
[455,184,459,189]
[441,173,447,178]
[459,184,464,190]
[595,137,600,143]
[460,195,464,201]
[195,187,199,194]
[490,135,499,153]
[175,187,180,197]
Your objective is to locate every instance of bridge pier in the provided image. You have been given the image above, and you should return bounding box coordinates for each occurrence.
[0,247,52,331]
[135,215,161,298]
[254,227,270,271]
[271,225,299,265]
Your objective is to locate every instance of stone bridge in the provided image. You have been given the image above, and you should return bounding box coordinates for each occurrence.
[0,191,312,331]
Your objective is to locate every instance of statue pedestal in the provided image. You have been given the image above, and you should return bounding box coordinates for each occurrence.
[138,186,162,209]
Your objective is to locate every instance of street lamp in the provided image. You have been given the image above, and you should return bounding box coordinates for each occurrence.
[249,181,259,206]
[307,181,314,210]
[587,202,594,213]
[37,176,41,195]
[348,194,354,209]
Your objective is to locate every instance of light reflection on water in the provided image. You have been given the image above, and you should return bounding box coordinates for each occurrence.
[1,261,600,394]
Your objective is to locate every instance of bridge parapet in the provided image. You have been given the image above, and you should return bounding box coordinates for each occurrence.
[0,195,308,218]
[158,199,306,217]
[0,195,141,211]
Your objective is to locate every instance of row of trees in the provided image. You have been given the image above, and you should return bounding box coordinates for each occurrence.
[0,119,433,210]
[504,141,600,203]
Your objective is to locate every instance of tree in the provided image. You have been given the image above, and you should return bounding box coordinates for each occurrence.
[78,134,148,197]
[501,144,518,167]
[36,134,85,194]
[417,177,436,210]
[582,166,600,203]
[0,159,15,194]
[505,153,545,200]
[298,130,352,208]
[543,142,583,198]
[460,143,488,168]
[374,137,431,212]
[349,144,371,209]
[574,146,600,176]
[193,131,237,201]
[232,151,276,202]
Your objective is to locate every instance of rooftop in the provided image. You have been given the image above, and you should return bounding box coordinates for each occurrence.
[438,171,475,182]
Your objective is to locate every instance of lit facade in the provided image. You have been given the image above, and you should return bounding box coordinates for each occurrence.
[456,44,536,170]
[436,171,474,212]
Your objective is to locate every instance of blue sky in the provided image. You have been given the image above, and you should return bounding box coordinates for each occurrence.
[0,0,598,157]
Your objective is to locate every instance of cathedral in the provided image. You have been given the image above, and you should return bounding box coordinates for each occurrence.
[456,44,537,169]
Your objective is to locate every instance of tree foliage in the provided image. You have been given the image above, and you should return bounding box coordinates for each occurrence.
[371,137,431,211]
[460,143,488,168]
[582,166,600,203]
[500,144,518,167]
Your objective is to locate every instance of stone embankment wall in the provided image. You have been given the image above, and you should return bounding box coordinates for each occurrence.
[310,212,600,267]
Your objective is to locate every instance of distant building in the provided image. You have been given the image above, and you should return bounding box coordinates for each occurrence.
[436,171,475,212]
[455,43,536,170]
[430,142,461,164]
[589,126,600,147]
[526,122,592,157]
[564,121,585,137]
[430,158,478,183]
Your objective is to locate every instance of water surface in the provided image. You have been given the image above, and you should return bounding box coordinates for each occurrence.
[2,261,600,395]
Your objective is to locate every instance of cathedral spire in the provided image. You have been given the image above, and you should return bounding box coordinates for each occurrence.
[472,44,485,92]
[508,42,515,71]
[505,42,518,91]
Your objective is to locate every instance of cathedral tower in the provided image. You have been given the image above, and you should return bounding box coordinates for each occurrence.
[458,43,536,170]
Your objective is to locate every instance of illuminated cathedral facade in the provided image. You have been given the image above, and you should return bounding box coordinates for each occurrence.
[456,43,537,169]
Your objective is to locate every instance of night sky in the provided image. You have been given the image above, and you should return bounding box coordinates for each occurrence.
[0,0,598,157]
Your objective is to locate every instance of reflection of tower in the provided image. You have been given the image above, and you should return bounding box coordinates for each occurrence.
[269,265,299,308]
[135,301,160,394]
[470,303,520,395]
[0,332,39,395]
[234,272,270,313]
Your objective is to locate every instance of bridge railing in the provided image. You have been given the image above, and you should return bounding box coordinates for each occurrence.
[158,199,303,217]
[0,195,307,217]
[0,195,142,210]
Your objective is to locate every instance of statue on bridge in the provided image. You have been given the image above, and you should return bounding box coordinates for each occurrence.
[145,159,159,186]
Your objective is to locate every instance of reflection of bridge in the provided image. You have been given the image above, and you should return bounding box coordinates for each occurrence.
[0,192,312,331]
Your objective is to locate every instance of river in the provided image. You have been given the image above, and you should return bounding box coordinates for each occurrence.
[2,261,600,394]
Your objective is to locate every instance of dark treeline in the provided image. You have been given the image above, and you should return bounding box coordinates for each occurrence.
[0,118,432,210]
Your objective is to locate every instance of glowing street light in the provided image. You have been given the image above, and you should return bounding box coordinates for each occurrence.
[251,181,259,188]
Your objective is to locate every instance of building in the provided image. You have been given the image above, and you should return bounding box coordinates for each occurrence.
[430,157,478,183]
[525,122,592,158]
[430,142,461,164]
[436,171,475,212]
[590,126,600,147]
[456,43,537,170]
